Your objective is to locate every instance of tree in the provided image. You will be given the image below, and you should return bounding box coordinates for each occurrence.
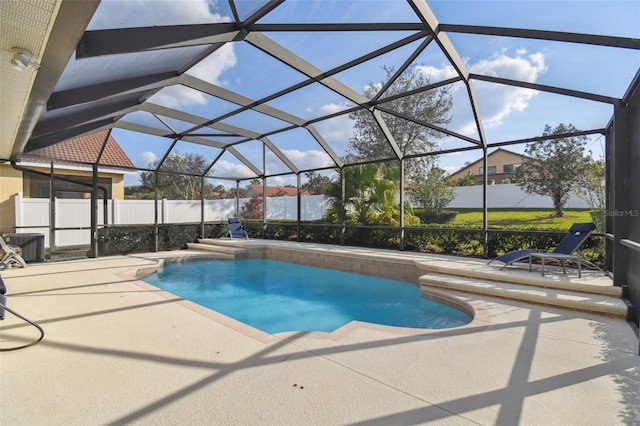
[348,64,452,168]
[451,171,476,187]
[576,158,606,230]
[240,194,263,219]
[407,167,454,213]
[577,158,605,210]
[207,184,233,199]
[323,159,419,226]
[512,123,592,217]
[301,171,331,195]
[216,185,249,199]
[139,151,214,200]
[124,185,154,199]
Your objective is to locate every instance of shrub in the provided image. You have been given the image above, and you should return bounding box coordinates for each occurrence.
[97,222,227,255]
[414,210,458,224]
[404,224,603,265]
[98,225,155,255]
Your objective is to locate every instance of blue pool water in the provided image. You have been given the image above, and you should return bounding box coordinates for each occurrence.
[142,259,472,334]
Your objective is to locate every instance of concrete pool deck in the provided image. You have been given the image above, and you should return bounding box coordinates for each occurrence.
[1,244,639,425]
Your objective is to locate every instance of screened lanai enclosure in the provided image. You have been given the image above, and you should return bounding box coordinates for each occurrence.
[1,0,639,324]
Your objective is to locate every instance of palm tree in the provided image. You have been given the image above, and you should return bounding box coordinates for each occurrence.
[323,159,417,226]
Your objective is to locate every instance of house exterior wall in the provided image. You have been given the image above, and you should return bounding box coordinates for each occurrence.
[0,165,22,231]
[245,187,259,198]
[106,173,125,199]
[0,162,126,233]
[449,149,525,184]
[47,170,123,199]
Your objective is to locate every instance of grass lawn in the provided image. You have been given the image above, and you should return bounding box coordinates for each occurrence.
[448,209,594,230]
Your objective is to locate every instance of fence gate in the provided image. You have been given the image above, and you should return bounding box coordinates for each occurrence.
[50,191,106,261]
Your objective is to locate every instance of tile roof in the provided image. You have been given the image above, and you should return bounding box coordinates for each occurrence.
[24,130,135,169]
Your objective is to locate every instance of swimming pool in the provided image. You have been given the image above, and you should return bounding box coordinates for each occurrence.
[142,259,472,334]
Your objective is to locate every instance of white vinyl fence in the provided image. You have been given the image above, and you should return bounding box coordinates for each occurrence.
[12,193,329,248]
[449,183,590,209]
[11,184,589,248]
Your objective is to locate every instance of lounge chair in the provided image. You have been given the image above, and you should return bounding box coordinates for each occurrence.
[228,218,249,239]
[0,235,27,269]
[487,223,600,278]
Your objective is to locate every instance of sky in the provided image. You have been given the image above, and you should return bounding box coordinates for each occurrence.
[76,0,640,187]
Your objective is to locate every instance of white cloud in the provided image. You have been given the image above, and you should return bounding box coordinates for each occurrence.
[364,81,384,95]
[472,89,537,130]
[318,102,350,116]
[150,43,238,108]
[88,0,230,30]
[278,149,334,170]
[131,151,158,184]
[187,43,237,85]
[457,120,480,137]
[469,52,546,83]
[265,175,287,186]
[415,64,458,81]
[136,151,157,167]
[345,52,547,139]
[150,85,209,109]
[313,104,354,154]
[210,159,256,178]
[452,51,547,134]
[528,52,545,73]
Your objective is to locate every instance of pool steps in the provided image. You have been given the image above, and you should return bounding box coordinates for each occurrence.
[417,260,628,319]
[186,240,247,260]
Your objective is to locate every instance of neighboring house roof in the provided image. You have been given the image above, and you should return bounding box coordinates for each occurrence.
[248,185,310,196]
[22,130,135,169]
[448,148,527,177]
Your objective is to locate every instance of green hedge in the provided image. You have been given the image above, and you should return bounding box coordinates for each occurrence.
[404,225,603,264]
[96,221,604,266]
[97,223,227,256]
[259,222,603,265]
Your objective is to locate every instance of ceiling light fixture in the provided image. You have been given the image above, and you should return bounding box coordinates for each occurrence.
[10,47,40,72]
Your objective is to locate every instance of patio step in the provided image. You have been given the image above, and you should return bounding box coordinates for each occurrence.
[417,259,621,297]
[186,242,246,259]
[416,259,627,318]
[419,273,628,318]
